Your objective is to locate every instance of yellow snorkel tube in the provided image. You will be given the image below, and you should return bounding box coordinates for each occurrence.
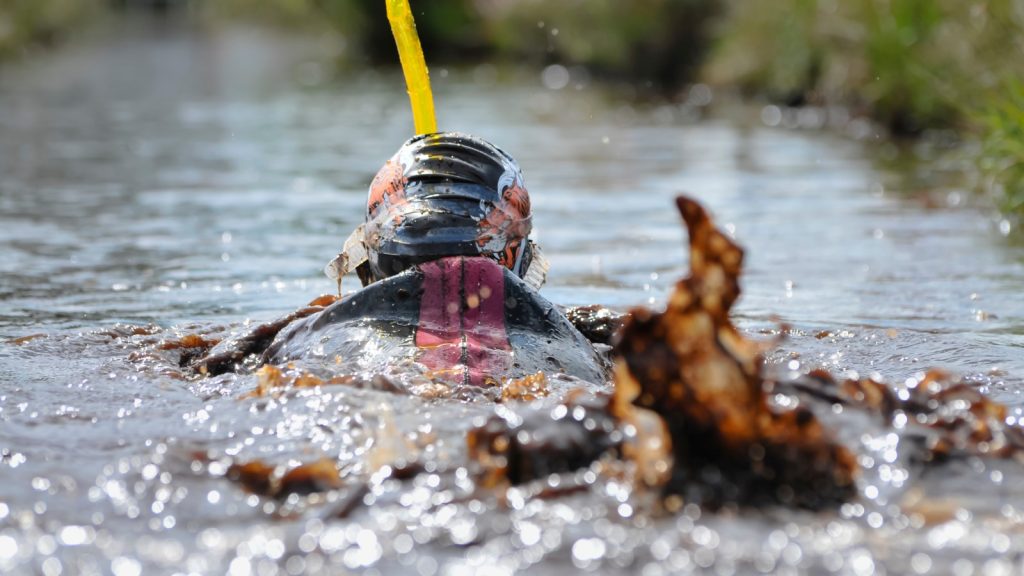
[323,0,438,294]
[386,0,438,135]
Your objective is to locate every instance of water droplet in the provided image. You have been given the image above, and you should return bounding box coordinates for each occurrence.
[111,557,142,576]
[572,538,607,567]
[761,105,782,127]
[0,535,17,561]
[541,65,570,91]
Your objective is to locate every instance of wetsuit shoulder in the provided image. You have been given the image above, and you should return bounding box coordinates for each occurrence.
[265,257,607,383]
[309,268,424,331]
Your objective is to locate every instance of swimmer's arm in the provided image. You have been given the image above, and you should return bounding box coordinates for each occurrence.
[561,305,629,346]
[190,295,338,376]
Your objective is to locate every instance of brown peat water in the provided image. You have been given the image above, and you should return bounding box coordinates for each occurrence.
[2,14,1024,576]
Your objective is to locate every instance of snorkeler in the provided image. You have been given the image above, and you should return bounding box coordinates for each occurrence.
[184,134,1020,510]
[191,132,620,387]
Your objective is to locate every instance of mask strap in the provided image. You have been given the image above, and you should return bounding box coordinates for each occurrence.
[521,242,549,290]
[326,226,549,293]
[511,238,528,276]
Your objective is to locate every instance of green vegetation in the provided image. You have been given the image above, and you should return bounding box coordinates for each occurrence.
[979,81,1024,215]
[705,0,1024,212]
[197,0,1024,213]
[486,0,720,89]
[3,0,1023,214]
[202,0,722,86]
[706,0,1024,133]
[0,0,101,58]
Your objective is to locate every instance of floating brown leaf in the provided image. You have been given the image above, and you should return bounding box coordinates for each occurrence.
[500,372,550,402]
[157,334,219,351]
[226,458,342,498]
[787,368,1024,460]
[612,197,858,508]
[190,301,337,377]
[6,333,48,345]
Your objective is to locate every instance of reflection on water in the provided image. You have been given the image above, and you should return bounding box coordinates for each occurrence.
[2,14,1024,576]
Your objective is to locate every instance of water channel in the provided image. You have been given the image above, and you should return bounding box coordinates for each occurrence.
[2,13,1024,576]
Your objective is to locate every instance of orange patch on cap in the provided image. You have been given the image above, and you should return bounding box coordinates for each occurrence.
[502,180,531,220]
[368,160,409,219]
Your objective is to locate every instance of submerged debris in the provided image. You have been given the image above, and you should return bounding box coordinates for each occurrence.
[468,392,620,487]
[784,368,1024,460]
[241,364,333,399]
[240,363,406,399]
[611,196,858,508]
[6,333,48,345]
[564,305,627,346]
[469,196,860,507]
[157,333,219,351]
[131,195,1024,518]
[226,458,343,498]
[189,294,339,376]
[156,333,221,367]
[500,371,550,402]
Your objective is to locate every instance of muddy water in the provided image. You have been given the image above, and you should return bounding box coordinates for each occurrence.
[3,14,1024,576]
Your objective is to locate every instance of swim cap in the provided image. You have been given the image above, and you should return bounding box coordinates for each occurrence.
[325,132,548,290]
[365,132,533,280]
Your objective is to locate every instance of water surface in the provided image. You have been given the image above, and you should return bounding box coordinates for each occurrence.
[3,14,1024,576]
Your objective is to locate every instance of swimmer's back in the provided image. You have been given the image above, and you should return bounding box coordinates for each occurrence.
[266,256,607,385]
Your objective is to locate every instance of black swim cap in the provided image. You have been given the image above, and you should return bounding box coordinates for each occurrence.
[364,132,533,281]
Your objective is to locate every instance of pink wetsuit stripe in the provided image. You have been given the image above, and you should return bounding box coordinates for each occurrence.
[463,257,511,385]
[415,257,511,386]
[415,260,463,378]
[415,260,446,346]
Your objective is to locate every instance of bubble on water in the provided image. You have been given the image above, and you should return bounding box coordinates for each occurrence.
[0,535,17,561]
[228,557,251,576]
[572,537,606,568]
[761,105,782,127]
[952,558,974,576]
[688,84,713,106]
[866,513,884,528]
[59,526,91,546]
[991,533,1011,554]
[849,550,874,576]
[41,557,62,576]
[541,65,570,91]
[284,555,306,575]
[517,521,541,547]
[111,557,142,576]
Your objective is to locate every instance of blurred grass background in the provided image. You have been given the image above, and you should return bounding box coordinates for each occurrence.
[2,0,1023,214]
[0,0,103,58]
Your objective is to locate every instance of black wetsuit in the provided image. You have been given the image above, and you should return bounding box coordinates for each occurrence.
[264,256,607,385]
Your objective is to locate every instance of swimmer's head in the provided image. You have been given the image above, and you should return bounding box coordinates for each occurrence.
[362,132,535,282]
